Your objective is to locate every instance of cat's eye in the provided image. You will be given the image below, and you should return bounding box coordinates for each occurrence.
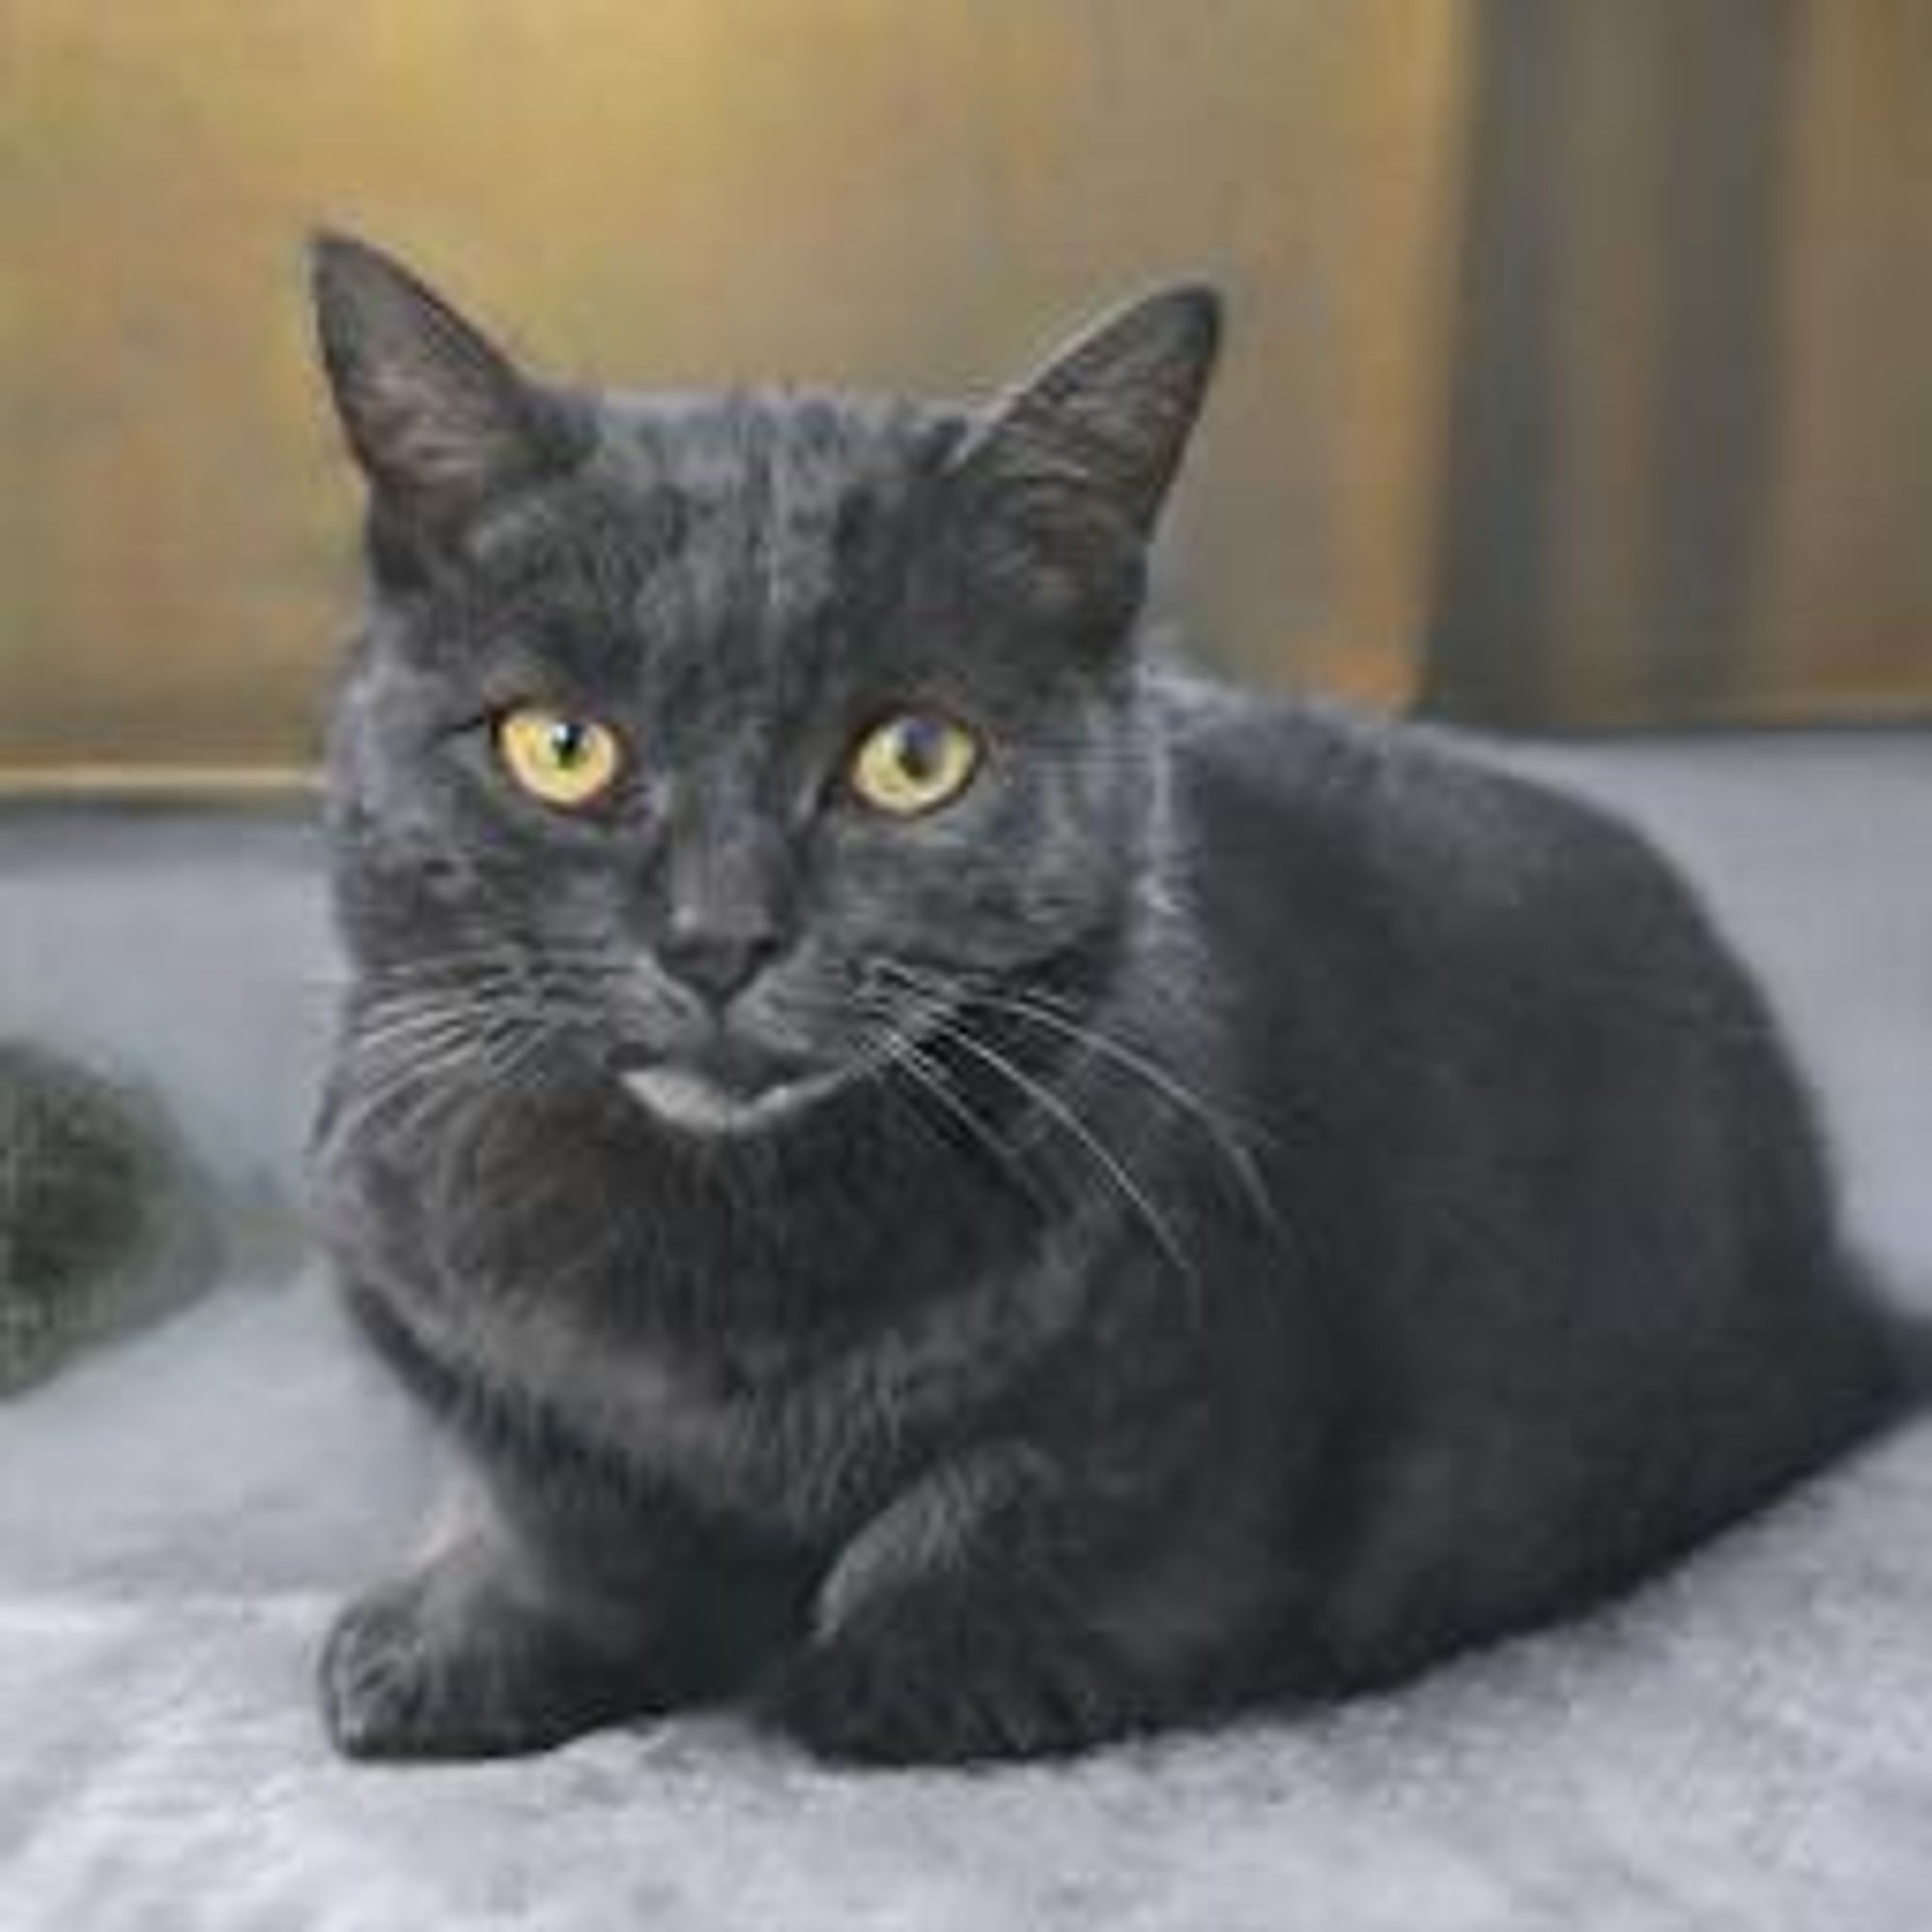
[846,711,981,818]
[494,706,624,810]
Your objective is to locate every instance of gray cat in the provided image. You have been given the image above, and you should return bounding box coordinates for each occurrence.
[307,235,1908,1764]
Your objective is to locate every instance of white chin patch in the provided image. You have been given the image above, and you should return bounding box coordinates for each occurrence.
[619,1065,826,1136]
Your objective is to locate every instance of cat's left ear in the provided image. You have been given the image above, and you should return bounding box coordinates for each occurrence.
[308,232,583,537]
[955,283,1223,544]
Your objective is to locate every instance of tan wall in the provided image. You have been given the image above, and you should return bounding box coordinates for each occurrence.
[0,0,1466,786]
[1,2,1927,788]
[1760,2,1932,716]
[1423,0,1932,729]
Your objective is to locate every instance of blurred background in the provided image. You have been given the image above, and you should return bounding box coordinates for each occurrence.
[1,0,1927,792]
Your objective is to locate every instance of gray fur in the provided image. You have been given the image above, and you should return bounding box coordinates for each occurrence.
[306,235,1906,1765]
[0,1044,221,1394]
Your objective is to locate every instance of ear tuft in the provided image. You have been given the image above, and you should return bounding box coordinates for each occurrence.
[959,283,1223,539]
[307,232,571,514]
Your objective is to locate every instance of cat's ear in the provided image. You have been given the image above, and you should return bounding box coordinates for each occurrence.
[956,284,1222,542]
[308,233,582,531]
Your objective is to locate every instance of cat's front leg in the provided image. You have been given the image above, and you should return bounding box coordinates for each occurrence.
[766,1443,1169,1766]
[320,1480,669,1761]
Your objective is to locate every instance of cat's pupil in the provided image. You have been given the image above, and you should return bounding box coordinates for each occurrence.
[549,721,588,767]
[895,719,943,780]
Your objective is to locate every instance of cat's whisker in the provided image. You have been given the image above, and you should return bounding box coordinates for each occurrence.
[354,964,609,1044]
[855,1009,1049,1217]
[356,951,530,994]
[344,1008,479,1075]
[343,1030,510,1116]
[349,1003,494,1057]
[385,1064,489,1151]
[383,998,573,1148]
[332,985,564,1147]
[340,1025,486,1114]
[894,994,1204,1302]
[473,1010,575,1117]
[356,942,624,1012]
[873,958,1279,1229]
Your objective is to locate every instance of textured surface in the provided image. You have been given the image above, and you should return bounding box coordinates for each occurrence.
[0,730,1928,1930]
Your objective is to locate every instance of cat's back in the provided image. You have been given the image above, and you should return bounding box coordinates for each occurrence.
[1162,679,1680,929]
[1155,675,1751,1026]
[1156,678,1901,1676]
[1153,672,1847,1295]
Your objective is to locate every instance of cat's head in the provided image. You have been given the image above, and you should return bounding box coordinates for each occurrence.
[310,234,1219,1136]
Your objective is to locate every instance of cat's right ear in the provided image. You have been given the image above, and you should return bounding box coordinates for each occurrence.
[308,233,582,555]
[953,283,1223,547]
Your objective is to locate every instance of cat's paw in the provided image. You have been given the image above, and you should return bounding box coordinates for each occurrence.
[320,1576,459,1759]
[319,1566,638,1761]
[765,1603,1147,1767]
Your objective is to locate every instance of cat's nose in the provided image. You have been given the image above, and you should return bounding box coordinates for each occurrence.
[654,918,785,1009]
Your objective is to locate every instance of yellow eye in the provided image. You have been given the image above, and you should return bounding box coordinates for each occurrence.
[848,711,981,817]
[495,706,624,810]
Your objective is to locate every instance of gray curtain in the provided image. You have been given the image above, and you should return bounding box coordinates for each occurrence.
[1423,0,1932,728]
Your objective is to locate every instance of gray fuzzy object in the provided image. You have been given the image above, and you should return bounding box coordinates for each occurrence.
[0,1042,223,1394]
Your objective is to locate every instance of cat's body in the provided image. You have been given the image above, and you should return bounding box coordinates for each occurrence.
[307,238,1905,1763]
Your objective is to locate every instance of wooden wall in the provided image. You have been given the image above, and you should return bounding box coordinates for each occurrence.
[0,2,1925,790]
[0,0,1465,787]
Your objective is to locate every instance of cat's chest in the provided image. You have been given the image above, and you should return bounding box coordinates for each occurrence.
[394,1280,895,1534]
[324,1094,1094,1532]
[377,1240,1091,1541]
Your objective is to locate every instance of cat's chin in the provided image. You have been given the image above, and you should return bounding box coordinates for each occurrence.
[618,1064,841,1137]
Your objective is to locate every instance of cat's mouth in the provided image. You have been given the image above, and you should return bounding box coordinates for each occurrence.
[619,1065,838,1134]
[615,1042,845,1137]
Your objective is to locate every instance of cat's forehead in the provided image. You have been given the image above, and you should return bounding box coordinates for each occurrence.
[599,387,956,504]
[459,388,962,690]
